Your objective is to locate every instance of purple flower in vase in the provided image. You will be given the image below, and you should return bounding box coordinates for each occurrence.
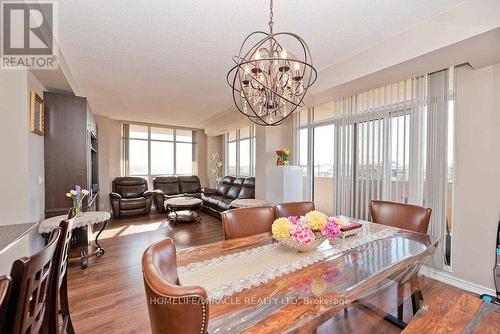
[75,185,82,205]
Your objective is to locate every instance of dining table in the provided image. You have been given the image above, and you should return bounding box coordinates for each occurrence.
[176,221,439,333]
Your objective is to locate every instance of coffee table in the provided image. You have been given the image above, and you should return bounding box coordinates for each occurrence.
[164,197,203,223]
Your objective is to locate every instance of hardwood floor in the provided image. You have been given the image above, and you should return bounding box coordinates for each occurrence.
[67,213,473,334]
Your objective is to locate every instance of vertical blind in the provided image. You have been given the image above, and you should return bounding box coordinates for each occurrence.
[332,77,429,220]
[298,68,454,270]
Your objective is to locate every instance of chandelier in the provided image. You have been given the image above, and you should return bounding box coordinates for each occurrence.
[227,0,317,126]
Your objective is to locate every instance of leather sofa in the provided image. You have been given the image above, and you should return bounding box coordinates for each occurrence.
[201,176,255,218]
[110,177,154,218]
[153,176,202,213]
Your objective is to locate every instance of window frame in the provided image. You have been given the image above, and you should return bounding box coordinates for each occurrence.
[123,123,197,179]
[224,125,256,177]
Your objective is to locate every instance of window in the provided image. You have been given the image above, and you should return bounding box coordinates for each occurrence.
[225,125,256,176]
[295,69,456,270]
[123,124,197,179]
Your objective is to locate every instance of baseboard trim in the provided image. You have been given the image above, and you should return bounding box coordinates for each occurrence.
[419,265,496,296]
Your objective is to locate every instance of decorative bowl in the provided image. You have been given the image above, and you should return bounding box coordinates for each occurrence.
[274,232,327,252]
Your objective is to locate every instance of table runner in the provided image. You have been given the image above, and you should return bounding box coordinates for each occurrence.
[178,225,397,300]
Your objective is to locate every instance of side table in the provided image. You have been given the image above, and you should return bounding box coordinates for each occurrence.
[39,211,111,269]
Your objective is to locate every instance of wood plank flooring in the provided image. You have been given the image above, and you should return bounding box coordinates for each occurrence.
[67,213,475,334]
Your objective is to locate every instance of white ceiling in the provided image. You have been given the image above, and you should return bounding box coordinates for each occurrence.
[59,0,467,128]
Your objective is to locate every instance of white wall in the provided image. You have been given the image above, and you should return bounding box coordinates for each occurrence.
[197,131,208,187]
[27,72,46,223]
[452,63,500,291]
[255,119,294,200]
[0,70,45,225]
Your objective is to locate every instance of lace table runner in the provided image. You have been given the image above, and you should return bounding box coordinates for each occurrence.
[178,226,396,300]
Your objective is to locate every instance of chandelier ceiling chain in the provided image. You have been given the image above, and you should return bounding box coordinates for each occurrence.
[227,0,317,126]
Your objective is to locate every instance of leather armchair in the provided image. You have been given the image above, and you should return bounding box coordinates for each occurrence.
[142,238,208,334]
[110,177,153,218]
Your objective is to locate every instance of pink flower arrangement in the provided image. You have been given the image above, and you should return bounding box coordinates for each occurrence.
[291,224,315,244]
[271,211,341,247]
[320,217,341,239]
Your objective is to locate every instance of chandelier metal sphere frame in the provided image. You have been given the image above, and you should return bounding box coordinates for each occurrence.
[227,0,317,126]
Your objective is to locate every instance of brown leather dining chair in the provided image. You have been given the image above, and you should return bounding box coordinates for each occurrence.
[142,238,209,334]
[274,201,315,218]
[3,228,61,334]
[221,206,276,240]
[369,200,432,326]
[0,276,11,334]
[46,209,76,334]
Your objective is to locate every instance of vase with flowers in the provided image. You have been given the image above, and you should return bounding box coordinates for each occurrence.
[275,149,290,166]
[209,153,223,186]
[272,210,341,252]
[66,185,89,217]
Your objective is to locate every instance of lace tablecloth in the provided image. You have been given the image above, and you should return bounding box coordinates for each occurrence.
[178,225,396,300]
[38,211,111,234]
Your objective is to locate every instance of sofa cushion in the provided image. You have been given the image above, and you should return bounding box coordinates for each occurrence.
[217,198,232,211]
[216,183,230,196]
[183,192,201,199]
[222,176,235,185]
[179,176,201,193]
[226,185,242,199]
[207,195,225,208]
[114,177,148,199]
[153,176,180,195]
[243,177,255,187]
[120,197,146,210]
[233,177,245,186]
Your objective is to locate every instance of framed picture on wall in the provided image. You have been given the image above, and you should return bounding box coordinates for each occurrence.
[30,90,45,135]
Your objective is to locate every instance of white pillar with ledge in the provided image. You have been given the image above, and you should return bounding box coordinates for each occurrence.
[265,166,303,205]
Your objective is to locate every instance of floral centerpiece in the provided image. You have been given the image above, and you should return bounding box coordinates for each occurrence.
[66,185,89,216]
[272,210,340,252]
[275,149,290,166]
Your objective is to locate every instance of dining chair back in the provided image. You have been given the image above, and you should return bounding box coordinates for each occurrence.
[3,228,61,334]
[142,238,209,334]
[0,276,11,334]
[274,201,315,218]
[47,208,76,334]
[222,206,275,240]
[369,200,432,325]
[369,200,432,234]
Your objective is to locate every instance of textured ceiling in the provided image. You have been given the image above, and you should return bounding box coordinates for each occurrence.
[59,0,467,128]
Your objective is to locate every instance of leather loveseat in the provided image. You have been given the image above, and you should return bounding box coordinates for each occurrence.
[110,177,154,218]
[153,176,202,213]
[201,176,255,218]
